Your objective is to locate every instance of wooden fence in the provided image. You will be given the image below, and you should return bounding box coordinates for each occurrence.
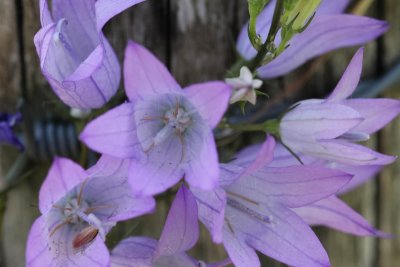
[0,0,399,266]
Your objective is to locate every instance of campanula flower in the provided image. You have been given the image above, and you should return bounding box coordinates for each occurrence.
[279,48,400,166]
[111,185,200,267]
[192,136,352,267]
[80,41,231,195]
[225,66,263,105]
[255,143,388,237]
[236,0,388,78]
[26,156,155,267]
[34,0,145,109]
[0,112,23,150]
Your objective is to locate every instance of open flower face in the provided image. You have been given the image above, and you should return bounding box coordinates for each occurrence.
[80,41,231,196]
[192,136,353,267]
[26,157,155,267]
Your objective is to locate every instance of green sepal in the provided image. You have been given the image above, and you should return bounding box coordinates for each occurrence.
[248,0,271,50]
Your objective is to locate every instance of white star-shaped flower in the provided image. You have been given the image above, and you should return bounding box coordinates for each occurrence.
[225,66,263,105]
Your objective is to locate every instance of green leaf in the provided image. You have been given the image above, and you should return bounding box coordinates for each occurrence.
[248,0,271,50]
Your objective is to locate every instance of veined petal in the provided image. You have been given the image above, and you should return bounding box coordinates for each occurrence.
[344,98,400,134]
[293,196,386,236]
[327,48,364,102]
[111,237,155,267]
[225,203,330,267]
[39,0,53,26]
[258,15,388,78]
[310,139,396,165]
[317,0,349,14]
[26,216,110,267]
[39,157,87,214]
[154,185,199,259]
[80,103,140,158]
[281,102,363,140]
[82,172,155,222]
[227,165,351,208]
[191,188,226,243]
[222,227,260,267]
[128,138,185,196]
[333,163,382,194]
[95,0,146,30]
[183,82,231,128]
[124,41,181,102]
[26,217,53,267]
[185,131,219,190]
[236,135,276,179]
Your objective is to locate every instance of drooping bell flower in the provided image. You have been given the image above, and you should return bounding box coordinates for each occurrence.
[279,48,400,166]
[192,136,353,267]
[236,0,388,78]
[26,156,155,267]
[0,112,23,150]
[111,185,201,267]
[80,41,231,195]
[34,0,146,109]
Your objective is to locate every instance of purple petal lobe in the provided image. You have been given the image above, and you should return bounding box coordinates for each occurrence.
[344,98,400,134]
[128,156,185,196]
[154,185,199,259]
[39,0,53,26]
[294,196,385,236]
[258,15,388,78]
[83,165,155,222]
[39,157,87,214]
[191,188,227,243]
[185,131,219,190]
[26,216,110,267]
[309,139,396,165]
[36,0,121,109]
[26,217,53,267]
[222,227,261,267]
[80,103,140,158]
[124,41,181,102]
[226,165,351,208]
[111,237,156,267]
[236,135,276,179]
[280,102,363,140]
[183,81,231,128]
[335,164,382,194]
[95,0,146,30]
[225,202,330,267]
[327,48,364,102]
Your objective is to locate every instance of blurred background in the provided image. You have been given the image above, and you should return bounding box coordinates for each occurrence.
[0,0,399,266]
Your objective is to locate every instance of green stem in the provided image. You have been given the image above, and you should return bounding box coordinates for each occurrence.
[249,0,284,71]
[228,119,280,135]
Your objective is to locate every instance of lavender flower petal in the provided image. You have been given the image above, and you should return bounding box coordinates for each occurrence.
[111,237,156,267]
[185,131,219,190]
[34,0,144,108]
[183,82,231,128]
[293,196,387,237]
[344,99,400,134]
[258,15,388,78]
[80,103,140,158]
[39,157,87,214]
[0,112,23,150]
[26,217,110,267]
[124,41,181,102]
[327,48,364,102]
[154,185,199,258]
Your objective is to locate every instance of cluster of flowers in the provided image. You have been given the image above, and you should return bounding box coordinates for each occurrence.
[15,0,400,266]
